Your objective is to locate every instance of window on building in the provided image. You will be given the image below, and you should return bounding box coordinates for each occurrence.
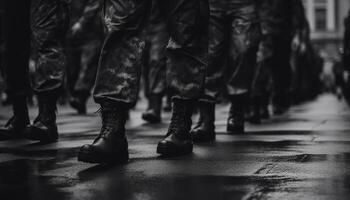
[315,7,327,30]
[314,0,328,31]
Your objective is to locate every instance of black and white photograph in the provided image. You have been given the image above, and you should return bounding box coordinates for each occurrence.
[0,0,350,199]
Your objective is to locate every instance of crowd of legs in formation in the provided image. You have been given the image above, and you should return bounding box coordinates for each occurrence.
[1,0,339,164]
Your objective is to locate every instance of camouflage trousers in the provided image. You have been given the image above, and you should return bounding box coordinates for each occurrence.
[142,21,169,97]
[93,0,208,107]
[252,0,296,103]
[3,0,69,97]
[67,39,101,98]
[200,2,260,103]
[251,33,293,104]
[30,0,69,94]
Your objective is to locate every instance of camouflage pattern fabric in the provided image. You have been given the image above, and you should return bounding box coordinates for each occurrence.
[3,0,69,97]
[142,0,169,97]
[200,0,260,103]
[30,0,69,94]
[94,0,208,107]
[66,0,103,98]
[93,0,149,107]
[73,40,101,97]
[251,0,303,103]
[159,0,208,100]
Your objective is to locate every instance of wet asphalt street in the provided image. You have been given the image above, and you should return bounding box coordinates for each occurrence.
[0,94,350,200]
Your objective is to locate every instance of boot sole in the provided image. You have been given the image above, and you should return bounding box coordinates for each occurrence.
[156,143,193,157]
[78,150,129,164]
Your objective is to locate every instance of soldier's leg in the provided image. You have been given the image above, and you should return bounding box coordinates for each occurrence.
[66,44,82,99]
[27,0,70,142]
[226,4,260,134]
[0,0,31,139]
[70,40,101,114]
[78,0,150,164]
[69,0,104,113]
[270,35,293,115]
[157,0,208,156]
[142,41,151,99]
[250,36,274,123]
[250,59,271,123]
[191,0,228,143]
[142,21,168,123]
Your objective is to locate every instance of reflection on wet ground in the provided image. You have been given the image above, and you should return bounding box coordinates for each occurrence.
[0,94,350,200]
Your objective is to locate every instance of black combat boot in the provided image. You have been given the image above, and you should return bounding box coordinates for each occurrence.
[248,96,261,124]
[78,104,129,164]
[157,99,194,157]
[227,94,246,134]
[0,96,30,139]
[190,101,215,143]
[69,94,88,115]
[26,94,58,142]
[142,94,162,123]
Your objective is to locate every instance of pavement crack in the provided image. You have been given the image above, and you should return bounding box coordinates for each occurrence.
[309,119,327,142]
[311,119,328,131]
[254,163,277,175]
[296,154,310,162]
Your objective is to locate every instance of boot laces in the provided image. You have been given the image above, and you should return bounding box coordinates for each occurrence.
[166,103,191,137]
[97,107,123,138]
[167,109,180,137]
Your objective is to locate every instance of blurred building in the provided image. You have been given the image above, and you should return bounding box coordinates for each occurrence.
[303,0,350,58]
